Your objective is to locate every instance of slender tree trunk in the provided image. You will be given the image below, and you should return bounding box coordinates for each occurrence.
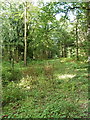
[16,47,19,63]
[86,2,90,117]
[61,45,64,57]
[86,2,90,79]
[64,45,67,57]
[76,20,79,60]
[86,1,90,102]
[24,2,27,66]
[12,48,14,71]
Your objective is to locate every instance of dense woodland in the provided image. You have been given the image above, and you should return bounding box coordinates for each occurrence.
[1,0,90,119]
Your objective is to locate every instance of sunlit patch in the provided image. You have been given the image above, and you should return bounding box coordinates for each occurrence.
[26,86,31,89]
[58,74,76,79]
[60,58,75,63]
[18,75,32,89]
[76,68,87,71]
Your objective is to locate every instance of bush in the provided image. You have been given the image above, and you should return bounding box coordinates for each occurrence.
[2,82,25,106]
[2,68,22,85]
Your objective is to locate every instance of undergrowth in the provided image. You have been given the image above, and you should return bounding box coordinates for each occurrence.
[2,58,88,118]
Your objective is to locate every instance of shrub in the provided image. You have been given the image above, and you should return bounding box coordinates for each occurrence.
[2,68,22,85]
[2,82,25,106]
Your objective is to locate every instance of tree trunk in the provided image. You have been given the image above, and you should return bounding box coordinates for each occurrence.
[64,45,67,57]
[62,45,64,57]
[86,2,90,117]
[24,2,27,66]
[15,47,19,63]
[76,19,79,60]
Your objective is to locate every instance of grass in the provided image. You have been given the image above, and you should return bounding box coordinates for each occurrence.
[2,58,89,118]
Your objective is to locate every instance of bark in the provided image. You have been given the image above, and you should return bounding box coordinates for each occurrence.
[61,45,64,57]
[86,2,90,117]
[24,2,27,66]
[76,19,79,60]
[15,47,19,63]
[64,45,67,57]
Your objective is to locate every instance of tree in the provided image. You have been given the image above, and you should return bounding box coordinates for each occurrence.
[24,1,27,66]
[85,2,90,110]
[1,1,89,62]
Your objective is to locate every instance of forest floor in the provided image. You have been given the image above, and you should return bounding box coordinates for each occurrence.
[2,58,89,118]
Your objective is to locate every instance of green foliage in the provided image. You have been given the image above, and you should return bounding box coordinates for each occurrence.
[2,68,22,84]
[2,82,26,106]
[1,0,89,118]
[2,61,22,85]
[2,59,88,118]
[40,101,80,118]
[1,1,88,61]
